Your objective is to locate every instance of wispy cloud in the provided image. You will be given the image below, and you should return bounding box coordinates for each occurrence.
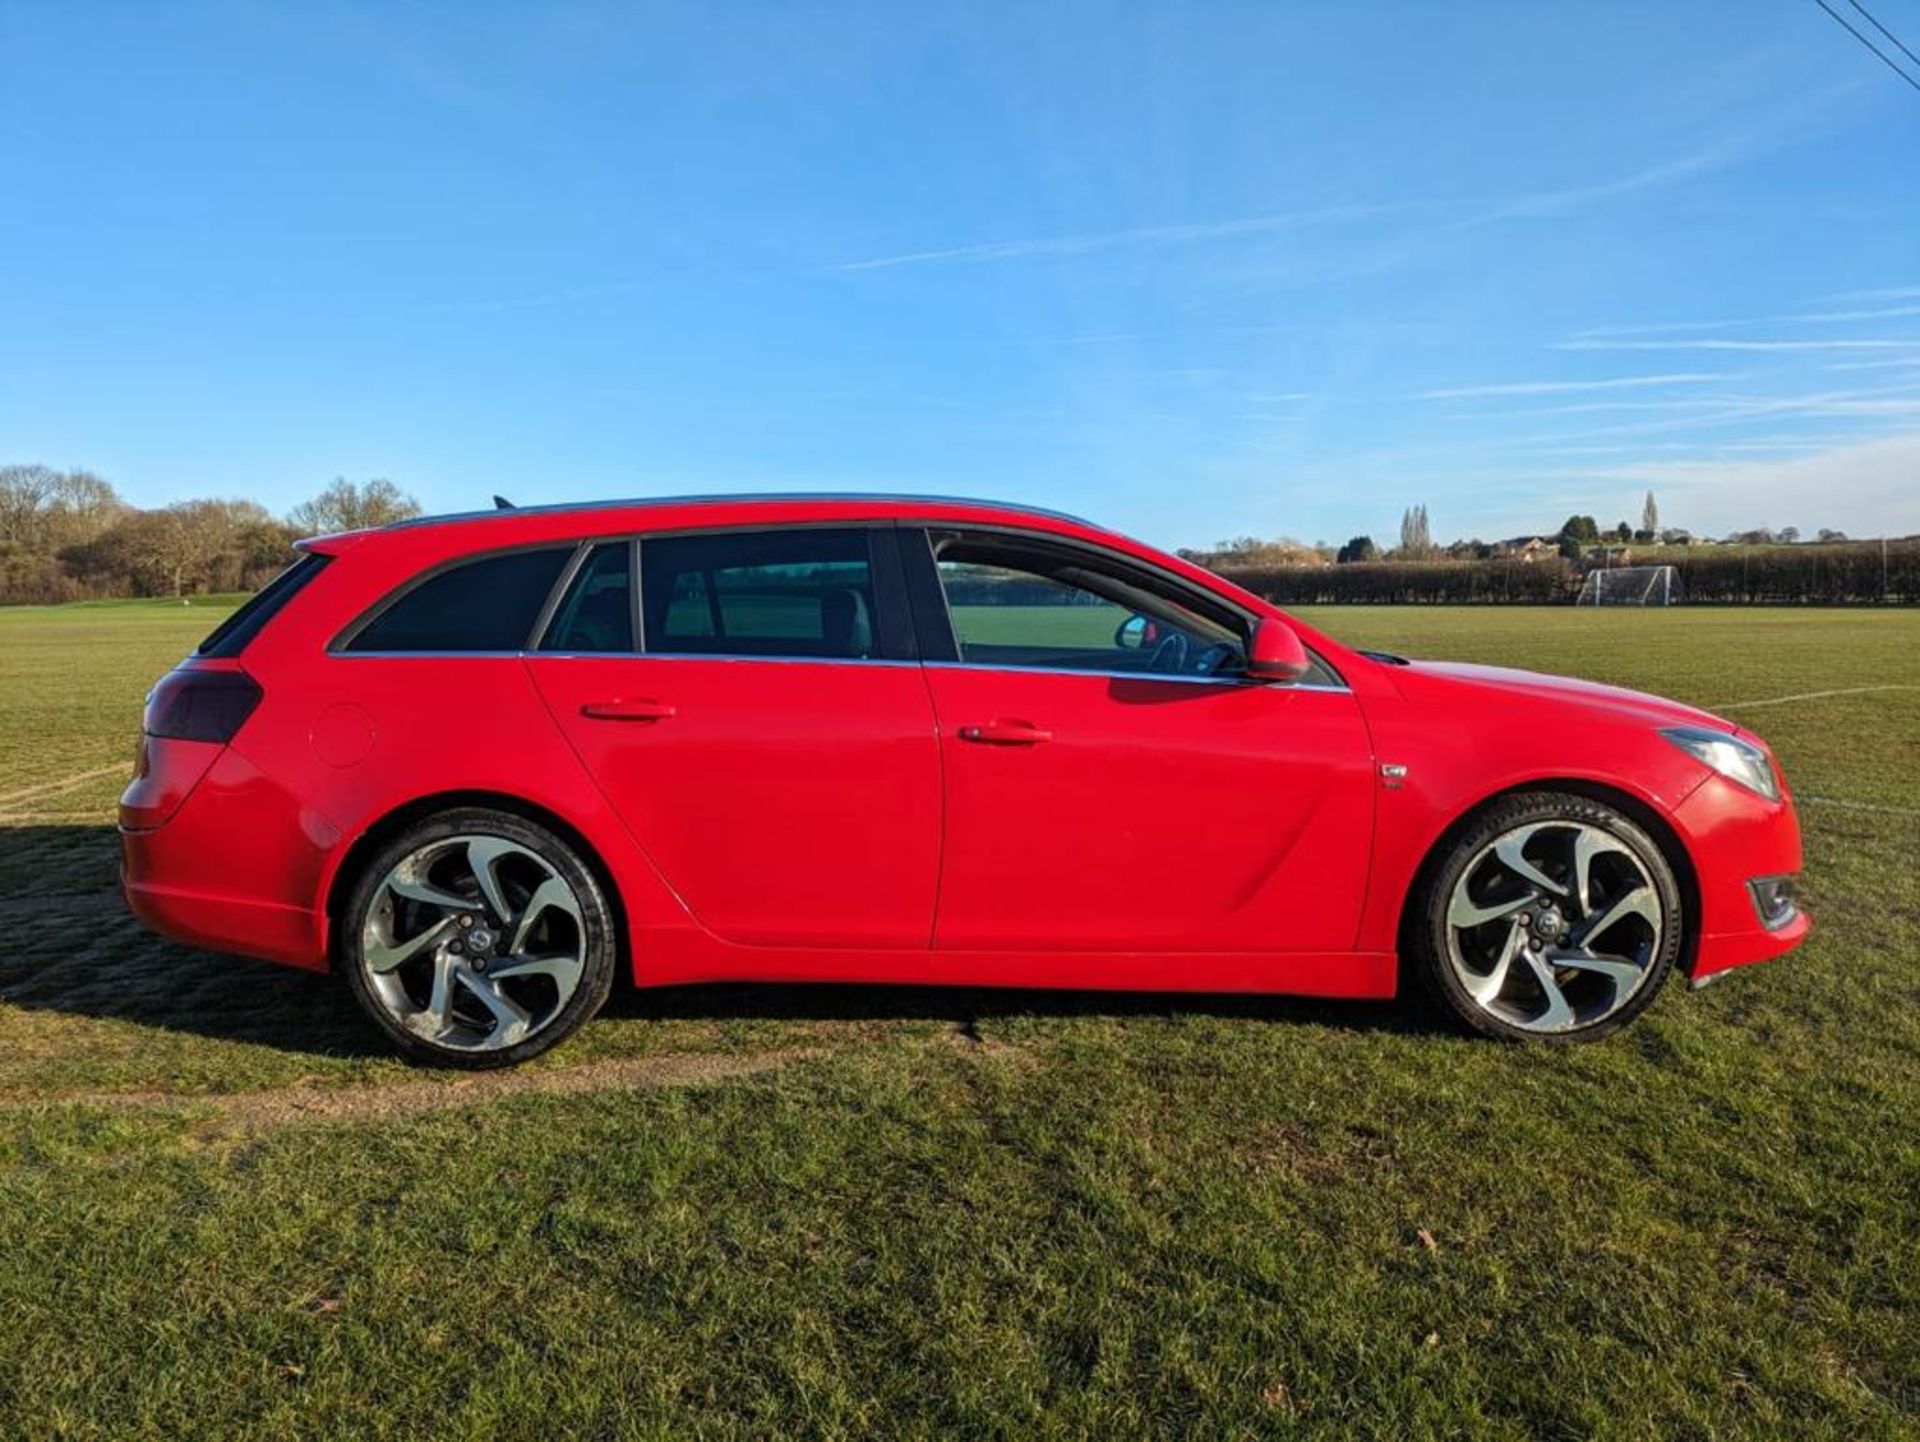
[1558,337,1920,353]
[1568,304,1920,339]
[1499,387,1920,445]
[1828,355,1920,370]
[1415,372,1730,401]
[838,134,1765,273]
[1451,398,1754,420]
[1824,285,1920,302]
[1455,145,1737,227]
[834,202,1420,272]
[1548,430,1920,535]
[1522,438,1857,458]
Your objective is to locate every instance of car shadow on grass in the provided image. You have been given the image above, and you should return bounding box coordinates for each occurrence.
[603,976,1438,1040]
[0,824,389,1061]
[0,823,1439,1062]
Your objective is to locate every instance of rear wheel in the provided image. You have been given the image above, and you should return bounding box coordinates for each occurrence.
[1410,792,1681,1042]
[340,808,617,1068]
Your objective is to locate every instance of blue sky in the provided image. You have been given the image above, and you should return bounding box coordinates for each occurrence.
[4,2,1918,550]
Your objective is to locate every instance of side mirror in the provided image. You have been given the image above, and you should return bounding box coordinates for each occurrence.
[1245,618,1310,683]
[1113,614,1151,649]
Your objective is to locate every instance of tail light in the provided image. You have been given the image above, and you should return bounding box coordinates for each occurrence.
[144,668,263,744]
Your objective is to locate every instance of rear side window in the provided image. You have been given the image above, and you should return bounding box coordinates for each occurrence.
[540,543,634,653]
[346,548,571,653]
[197,553,331,657]
[640,529,877,659]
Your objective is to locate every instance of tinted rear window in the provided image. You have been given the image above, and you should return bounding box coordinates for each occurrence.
[640,529,877,659]
[540,542,633,653]
[346,548,571,653]
[197,553,330,658]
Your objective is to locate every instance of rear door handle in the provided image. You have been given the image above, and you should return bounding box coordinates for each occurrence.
[957,720,1053,746]
[580,699,677,722]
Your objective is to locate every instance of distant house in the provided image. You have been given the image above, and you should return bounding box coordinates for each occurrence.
[1497,536,1555,563]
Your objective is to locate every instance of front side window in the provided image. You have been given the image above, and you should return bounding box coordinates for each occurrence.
[346,547,571,653]
[930,530,1246,678]
[640,528,878,660]
[541,542,633,653]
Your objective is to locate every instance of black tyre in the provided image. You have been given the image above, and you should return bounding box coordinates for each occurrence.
[1408,791,1682,1042]
[339,807,617,1068]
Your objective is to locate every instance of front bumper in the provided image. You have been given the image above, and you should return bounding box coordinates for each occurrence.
[1673,774,1811,984]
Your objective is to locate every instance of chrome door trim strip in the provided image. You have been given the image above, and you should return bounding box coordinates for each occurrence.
[920,660,1351,692]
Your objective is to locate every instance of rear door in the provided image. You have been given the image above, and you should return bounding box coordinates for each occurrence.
[907,527,1375,956]
[525,526,942,949]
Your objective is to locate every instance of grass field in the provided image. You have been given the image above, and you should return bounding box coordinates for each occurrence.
[0,599,1915,1439]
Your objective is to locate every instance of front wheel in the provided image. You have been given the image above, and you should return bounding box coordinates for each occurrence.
[340,807,618,1068]
[1409,792,1682,1042]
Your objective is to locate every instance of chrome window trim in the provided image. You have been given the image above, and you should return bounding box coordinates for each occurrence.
[321,649,1347,689]
[920,659,1352,692]
[326,649,923,669]
[327,650,535,660]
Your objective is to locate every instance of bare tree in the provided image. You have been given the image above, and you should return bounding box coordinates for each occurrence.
[288,477,421,535]
[1398,504,1433,558]
[0,465,54,544]
[1642,490,1659,537]
[0,465,123,549]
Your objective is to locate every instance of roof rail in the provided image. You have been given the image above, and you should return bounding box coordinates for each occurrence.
[386,491,1101,531]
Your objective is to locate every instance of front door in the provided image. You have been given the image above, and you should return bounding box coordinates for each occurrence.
[526,528,941,949]
[909,528,1375,955]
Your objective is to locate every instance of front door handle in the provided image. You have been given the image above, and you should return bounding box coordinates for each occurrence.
[957,720,1053,746]
[580,699,677,722]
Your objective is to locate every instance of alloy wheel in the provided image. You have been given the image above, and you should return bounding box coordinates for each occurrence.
[359,834,587,1054]
[1443,819,1665,1035]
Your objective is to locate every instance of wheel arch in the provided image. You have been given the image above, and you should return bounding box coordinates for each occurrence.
[1394,778,1702,978]
[320,789,632,977]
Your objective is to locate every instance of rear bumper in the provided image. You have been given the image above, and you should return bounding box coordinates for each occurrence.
[118,744,337,972]
[120,865,327,972]
[1674,775,1811,984]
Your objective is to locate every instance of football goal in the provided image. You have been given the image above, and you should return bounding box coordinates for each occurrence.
[1576,565,1681,606]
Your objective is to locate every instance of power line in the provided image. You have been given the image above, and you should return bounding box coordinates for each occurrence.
[1813,0,1920,92]
[1848,0,1920,72]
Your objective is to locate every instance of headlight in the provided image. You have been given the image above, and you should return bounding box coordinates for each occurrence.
[1660,725,1779,801]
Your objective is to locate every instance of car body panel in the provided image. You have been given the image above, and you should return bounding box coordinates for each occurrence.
[921,665,1375,954]
[525,654,943,948]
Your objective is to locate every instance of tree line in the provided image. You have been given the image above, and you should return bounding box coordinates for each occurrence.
[0,469,421,605]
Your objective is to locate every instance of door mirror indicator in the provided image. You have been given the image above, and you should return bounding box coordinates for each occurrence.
[1246,619,1310,683]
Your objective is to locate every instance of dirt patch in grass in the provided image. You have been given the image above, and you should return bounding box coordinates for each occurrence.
[1,1048,816,1136]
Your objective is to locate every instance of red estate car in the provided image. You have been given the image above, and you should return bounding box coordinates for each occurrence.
[121,495,1807,1066]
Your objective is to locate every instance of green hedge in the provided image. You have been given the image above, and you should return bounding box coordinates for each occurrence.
[1661,541,1917,604]
[1213,542,1918,605]
[1215,559,1579,605]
